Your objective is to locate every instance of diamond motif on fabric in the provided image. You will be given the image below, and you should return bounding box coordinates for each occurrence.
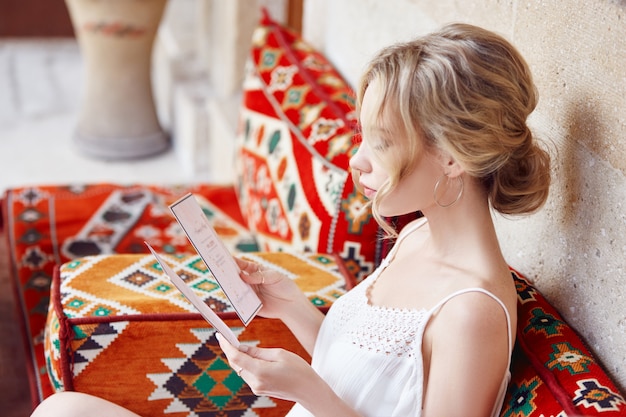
[514,274,538,304]
[501,377,541,417]
[283,85,310,110]
[71,321,129,376]
[108,255,237,314]
[18,207,45,223]
[186,258,209,274]
[302,54,330,72]
[524,308,566,338]
[340,189,372,234]
[16,187,48,205]
[172,268,200,283]
[326,132,355,160]
[546,342,594,375]
[147,328,275,416]
[573,378,626,412]
[259,48,281,71]
[21,246,51,269]
[191,279,220,294]
[26,270,52,291]
[61,292,128,318]
[122,270,157,287]
[338,243,374,281]
[59,258,142,318]
[299,103,324,128]
[268,64,297,92]
[19,228,44,245]
[309,295,333,307]
[309,117,343,144]
[147,282,175,295]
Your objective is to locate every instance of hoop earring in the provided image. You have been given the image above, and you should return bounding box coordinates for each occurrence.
[433,174,464,208]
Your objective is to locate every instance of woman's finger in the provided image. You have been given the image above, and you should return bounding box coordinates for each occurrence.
[235,258,268,285]
[216,333,249,372]
[234,257,257,273]
[217,333,282,369]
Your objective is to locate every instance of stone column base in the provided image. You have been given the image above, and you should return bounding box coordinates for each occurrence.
[73,130,170,160]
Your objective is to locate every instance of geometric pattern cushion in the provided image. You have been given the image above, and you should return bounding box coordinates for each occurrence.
[2,183,255,405]
[6,180,625,415]
[501,269,626,416]
[235,10,383,281]
[45,251,354,417]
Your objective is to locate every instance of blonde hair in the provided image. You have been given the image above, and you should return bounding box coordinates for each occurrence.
[358,23,551,234]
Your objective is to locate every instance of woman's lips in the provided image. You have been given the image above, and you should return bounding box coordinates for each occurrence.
[361,185,376,199]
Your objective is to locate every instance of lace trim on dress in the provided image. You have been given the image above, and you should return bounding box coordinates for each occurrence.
[350,305,426,357]
[325,265,428,358]
[325,219,432,358]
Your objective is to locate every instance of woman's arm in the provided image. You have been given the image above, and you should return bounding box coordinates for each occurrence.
[422,293,511,417]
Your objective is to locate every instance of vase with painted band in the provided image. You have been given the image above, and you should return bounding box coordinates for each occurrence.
[65,0,169,159]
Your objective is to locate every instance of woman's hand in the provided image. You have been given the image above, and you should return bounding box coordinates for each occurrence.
[235,257,325,356]
[217,332,318,402]
[235,257,307,320]
[217,333,362,417]
[216,333,320,402]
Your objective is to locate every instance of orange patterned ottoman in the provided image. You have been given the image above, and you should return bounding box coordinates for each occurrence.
[44,251,354,417]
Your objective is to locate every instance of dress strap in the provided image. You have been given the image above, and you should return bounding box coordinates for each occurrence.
[427,288,513,365]
[384,217,429,262]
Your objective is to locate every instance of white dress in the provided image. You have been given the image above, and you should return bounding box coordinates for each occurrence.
[286,218,513,417]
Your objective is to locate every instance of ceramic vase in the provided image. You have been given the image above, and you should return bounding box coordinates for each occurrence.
[65,0,169,159]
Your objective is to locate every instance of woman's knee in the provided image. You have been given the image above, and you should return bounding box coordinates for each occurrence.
[31,391,140,417]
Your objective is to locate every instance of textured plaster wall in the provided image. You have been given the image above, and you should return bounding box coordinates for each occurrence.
[303,0,626,390]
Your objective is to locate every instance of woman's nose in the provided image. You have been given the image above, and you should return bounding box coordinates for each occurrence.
[349,142,370,173]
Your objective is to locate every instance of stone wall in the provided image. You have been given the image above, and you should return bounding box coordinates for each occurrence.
[303,0,626,390]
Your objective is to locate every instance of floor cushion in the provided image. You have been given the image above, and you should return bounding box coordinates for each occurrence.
[45,251,354,417]
[2,183,253,404]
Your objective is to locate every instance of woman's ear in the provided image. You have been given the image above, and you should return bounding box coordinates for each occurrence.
[446,160,465,178]
[438,151,464,178]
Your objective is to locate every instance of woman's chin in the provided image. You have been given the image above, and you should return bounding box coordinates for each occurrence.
[378,207,421,218]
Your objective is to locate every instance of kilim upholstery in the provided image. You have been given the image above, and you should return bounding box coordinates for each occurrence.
[2,9,623,417]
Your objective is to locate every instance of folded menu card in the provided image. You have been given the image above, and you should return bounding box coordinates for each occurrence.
[146,193,263,346]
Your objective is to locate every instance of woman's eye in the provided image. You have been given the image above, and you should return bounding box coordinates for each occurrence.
[374,140,390,151]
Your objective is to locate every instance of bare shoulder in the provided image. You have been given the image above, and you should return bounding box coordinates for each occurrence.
[437,290,510,334]
[429,271,517,348]
[452,265,517,319]
[423,277,517,417]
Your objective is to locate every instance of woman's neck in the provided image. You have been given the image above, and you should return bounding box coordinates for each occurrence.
[419,181,504,264]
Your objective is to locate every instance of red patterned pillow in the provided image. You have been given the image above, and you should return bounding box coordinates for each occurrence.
[235,10,382,280]
[501,269,626,416]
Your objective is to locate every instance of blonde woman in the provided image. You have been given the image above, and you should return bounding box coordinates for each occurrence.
[32,23,550,417]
